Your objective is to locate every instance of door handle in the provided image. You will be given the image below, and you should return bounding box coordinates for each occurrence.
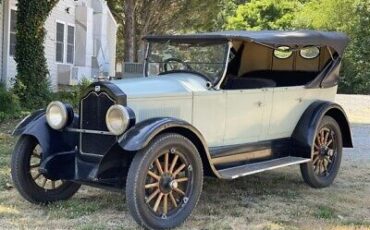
[257,101,263,107]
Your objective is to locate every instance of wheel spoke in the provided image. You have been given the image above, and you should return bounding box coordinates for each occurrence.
[51,181,56,189]
[41,178,47,188]
[169,155,179,173]
[169,192,177,208]
[324,156,332,164]
[320,130,325,145]
[145,182,159,189]
[327,139,333,147]
[153,193,164,212]
[313,156,320,165]
[155,159,164,175]
[32,153,41,159]
[324,130,330,145]
[172,164,186,178]
[33,172,42,180]
[175,178,188,183]
[173,187,185,196]
[148,170,161,181]
[164,153,169,173]
[146,189,160,203]
[163,194,168,215]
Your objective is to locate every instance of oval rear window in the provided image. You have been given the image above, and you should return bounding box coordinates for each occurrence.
[274,46,293,59]
[300,46,320,59]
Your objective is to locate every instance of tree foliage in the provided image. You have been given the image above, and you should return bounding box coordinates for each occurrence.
[107,0,230,62]
[226,0,303,30]
[13,0,59,109]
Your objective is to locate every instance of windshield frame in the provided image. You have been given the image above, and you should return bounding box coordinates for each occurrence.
[144,39,231,87]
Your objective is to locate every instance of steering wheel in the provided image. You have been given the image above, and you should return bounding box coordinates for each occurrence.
[163,58,192,72]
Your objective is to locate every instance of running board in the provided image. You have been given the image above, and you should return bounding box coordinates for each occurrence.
[218,157,311,179]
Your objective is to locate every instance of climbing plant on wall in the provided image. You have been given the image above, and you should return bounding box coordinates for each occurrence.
[13,0,59,109]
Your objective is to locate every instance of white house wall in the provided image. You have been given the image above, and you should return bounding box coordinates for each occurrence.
[44,0,76,89]
[1,0,117,89]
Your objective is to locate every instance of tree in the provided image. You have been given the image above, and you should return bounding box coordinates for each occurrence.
[225,0,303,30]
[13,0,59,109]
[107,0,228,62]
[294,0,370,94]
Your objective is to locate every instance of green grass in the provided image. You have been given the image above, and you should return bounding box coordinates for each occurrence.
[314,205,336,219]
[0,128,15,191]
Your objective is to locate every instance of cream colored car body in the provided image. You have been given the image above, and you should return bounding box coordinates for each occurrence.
[113,74,337,148]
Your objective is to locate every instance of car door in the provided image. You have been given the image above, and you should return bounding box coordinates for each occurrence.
[223,88,271,145]
[192,91,227,147]
[267,86,309,140]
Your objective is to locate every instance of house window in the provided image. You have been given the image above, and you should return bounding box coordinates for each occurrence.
[9,10,17,56]
[56,22,65,62]
[67,25,75,64]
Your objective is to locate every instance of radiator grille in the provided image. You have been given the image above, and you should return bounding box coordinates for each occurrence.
[80,92,116,155]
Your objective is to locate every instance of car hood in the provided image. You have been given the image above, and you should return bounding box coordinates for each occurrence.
[111,73,209,98]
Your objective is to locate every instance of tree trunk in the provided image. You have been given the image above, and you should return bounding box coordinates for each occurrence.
[124,0,135,62]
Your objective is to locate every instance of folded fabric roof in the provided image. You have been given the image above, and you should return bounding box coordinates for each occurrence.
[144,30,349,56]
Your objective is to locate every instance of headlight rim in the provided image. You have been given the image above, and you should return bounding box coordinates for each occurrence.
[105,104,130,136]
[46,101,69,130]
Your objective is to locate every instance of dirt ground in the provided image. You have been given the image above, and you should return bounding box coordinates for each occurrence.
[0,94,369,230]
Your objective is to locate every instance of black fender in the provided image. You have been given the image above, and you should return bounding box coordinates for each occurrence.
[96,117,220,178]
[12,111,79,159]
[291,101,353,159]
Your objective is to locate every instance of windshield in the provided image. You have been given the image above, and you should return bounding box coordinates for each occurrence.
[145,41,229,83]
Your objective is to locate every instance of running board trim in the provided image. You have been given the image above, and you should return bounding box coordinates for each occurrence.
[218,157,311,179]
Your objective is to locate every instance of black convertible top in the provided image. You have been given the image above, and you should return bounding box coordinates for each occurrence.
[144,30,349,56]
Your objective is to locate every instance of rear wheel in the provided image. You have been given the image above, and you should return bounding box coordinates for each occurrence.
[126,133,203,230]
[11,135,80,204]
[300,116,343,188]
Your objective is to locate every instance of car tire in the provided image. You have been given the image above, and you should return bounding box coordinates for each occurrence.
[126,133,203,230]
[11,135,81,204]
[300,116,343,188]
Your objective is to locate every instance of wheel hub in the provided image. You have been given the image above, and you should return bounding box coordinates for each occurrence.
[159,174,174,194]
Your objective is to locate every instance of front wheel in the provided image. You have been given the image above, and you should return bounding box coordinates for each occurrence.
[126,133,203,230]
[11,135,81,204]
[300,116,343,188]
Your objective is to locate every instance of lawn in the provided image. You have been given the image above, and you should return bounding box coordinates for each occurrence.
[0,95,369,230]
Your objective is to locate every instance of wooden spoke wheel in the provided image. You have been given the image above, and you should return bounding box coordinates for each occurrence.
[312,127,337,177]
[11,136,80,204]
[126,134,203,230]
[144,149,191,218]
[29,144,65,190]
[300,116,343,188]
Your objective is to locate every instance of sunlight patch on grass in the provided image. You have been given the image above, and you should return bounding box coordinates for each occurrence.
[0,204,20,217]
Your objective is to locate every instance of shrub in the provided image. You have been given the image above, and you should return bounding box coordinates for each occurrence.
[53,78,92,109]
[0,84,22,122]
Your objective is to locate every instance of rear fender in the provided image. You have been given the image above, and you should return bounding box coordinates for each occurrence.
[291,101,353,159]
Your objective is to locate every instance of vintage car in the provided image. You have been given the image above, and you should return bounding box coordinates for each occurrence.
[11,31,353,229]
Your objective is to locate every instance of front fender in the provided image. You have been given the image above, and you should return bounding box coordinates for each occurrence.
[13,111,79,159]
[118,117,207,152]
[291,101,353,158]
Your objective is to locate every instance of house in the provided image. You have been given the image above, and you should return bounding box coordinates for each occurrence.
[0,0,117,90]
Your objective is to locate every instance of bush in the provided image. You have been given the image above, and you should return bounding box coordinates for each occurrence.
[0,84,22,122]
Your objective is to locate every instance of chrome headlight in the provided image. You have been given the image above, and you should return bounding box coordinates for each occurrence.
[46,101,68,130]
[106,105,130,135]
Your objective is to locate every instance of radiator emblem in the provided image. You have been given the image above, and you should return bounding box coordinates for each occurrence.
[95,86,101,92]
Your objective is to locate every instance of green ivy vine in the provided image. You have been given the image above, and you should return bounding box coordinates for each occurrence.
[13,0,59,109]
